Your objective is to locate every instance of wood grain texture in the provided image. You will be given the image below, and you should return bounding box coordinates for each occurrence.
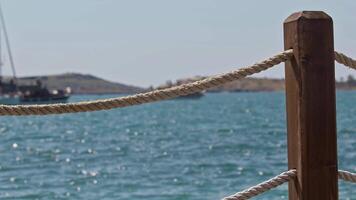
[284,11,338,200]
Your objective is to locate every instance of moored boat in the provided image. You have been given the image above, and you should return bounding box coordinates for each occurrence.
[18,81,71,104]
[0,4,71,105]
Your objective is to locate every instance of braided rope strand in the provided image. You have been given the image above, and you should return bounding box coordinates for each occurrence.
[222,169,297,200]
[223,169,355,200]
[0,50,293,116]
[338,170,356,183]
[335,51,356,70]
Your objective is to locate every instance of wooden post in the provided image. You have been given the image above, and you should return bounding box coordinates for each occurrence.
[284,11,338,200]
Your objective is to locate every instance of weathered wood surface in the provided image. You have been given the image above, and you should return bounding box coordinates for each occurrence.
[284,11,338,200]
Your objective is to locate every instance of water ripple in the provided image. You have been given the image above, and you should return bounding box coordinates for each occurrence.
[0,92,354,199]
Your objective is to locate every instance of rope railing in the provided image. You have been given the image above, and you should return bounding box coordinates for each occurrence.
[222,169,297,200]
[222,169,355,200]
[335,51,356,70]
[0,45,353,197]
[0,49,293,116]
[0,49,355,116]
[0,10,351,200]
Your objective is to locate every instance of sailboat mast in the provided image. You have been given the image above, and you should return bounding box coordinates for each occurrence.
[0,22,2,79]
[0,3,17,80]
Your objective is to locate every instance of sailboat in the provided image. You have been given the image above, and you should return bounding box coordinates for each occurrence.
[0,3,70,105]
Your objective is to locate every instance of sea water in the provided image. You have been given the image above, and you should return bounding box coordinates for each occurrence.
[0,92,354,199]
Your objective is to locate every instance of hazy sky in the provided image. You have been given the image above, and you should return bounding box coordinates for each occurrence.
[0,0,355,87]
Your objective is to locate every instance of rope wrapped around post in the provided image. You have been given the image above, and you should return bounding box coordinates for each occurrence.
[0,50,293,116]
[222,169,297,200]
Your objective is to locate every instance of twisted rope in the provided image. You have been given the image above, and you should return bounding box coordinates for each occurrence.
[222,169,297,200]
[0,50,293,116]
[223,169,355,200]
[335,51,356,70]
[338,170,356,183]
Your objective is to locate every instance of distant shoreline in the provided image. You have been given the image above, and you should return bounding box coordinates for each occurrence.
[4,73,356,95]
[72,89,356,96]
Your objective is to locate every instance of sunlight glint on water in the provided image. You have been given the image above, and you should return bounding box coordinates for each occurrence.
[0,92,354,200]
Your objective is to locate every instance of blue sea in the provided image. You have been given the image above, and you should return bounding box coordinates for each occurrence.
[0,92,354,200]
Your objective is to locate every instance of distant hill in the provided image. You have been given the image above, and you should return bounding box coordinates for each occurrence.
[207,77,285,92]
[4,73,356,95]
[208,77,356,92]
[156,76,286,92]
[13,73,145,94]
[156,76,356,93]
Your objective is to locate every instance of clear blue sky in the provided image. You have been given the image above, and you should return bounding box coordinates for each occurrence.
[1,0,355,87]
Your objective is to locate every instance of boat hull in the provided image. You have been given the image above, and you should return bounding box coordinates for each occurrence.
[20,95,70,104]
